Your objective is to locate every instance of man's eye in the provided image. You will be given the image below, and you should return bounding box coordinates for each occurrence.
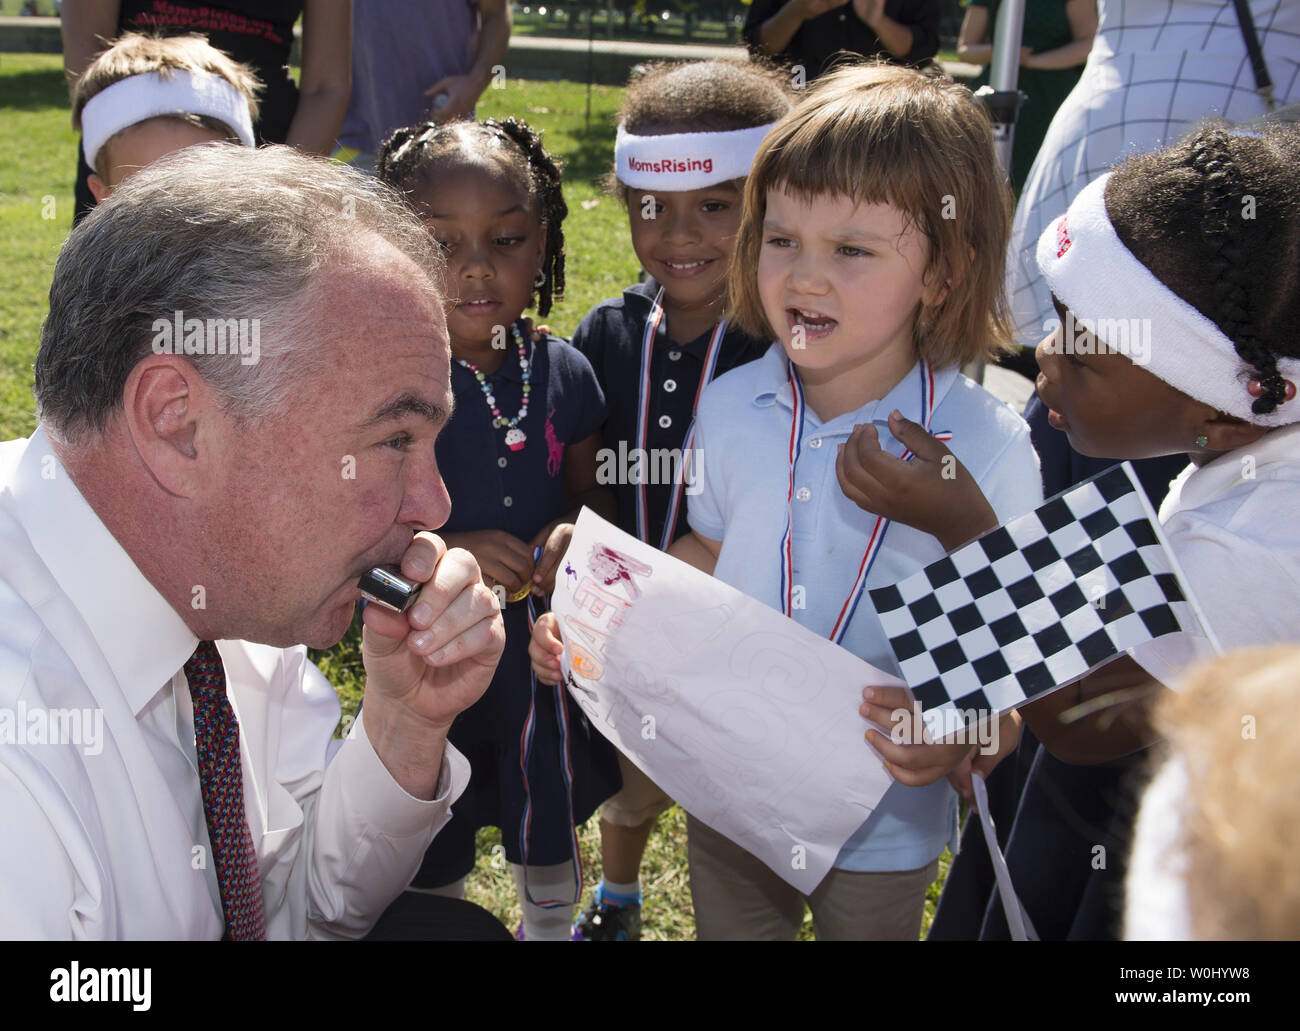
[383,433,414,452]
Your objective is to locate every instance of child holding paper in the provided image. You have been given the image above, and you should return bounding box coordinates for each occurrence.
[564,60,791,940]
[536,63,1043,939]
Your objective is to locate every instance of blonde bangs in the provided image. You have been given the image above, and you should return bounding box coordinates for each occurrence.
[729,63,1016,366]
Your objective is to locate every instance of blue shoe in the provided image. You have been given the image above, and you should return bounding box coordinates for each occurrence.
[573,889,642,941]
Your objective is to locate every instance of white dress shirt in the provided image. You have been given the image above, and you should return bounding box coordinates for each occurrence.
[0,428,470,940]
[1130,422,1300,686]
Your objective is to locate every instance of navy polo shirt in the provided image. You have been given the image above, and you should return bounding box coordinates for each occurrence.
[571,279,768,547]
[437,326,606,540]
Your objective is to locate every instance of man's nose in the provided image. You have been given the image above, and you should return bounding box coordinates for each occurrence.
[403,461,453,533]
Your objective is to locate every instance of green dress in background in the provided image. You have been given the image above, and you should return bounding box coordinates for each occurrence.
[968,0,1085,192]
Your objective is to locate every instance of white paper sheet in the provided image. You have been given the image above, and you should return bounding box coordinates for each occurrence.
[551,508,903,894]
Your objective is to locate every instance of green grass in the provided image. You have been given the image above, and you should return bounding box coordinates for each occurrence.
[0,52,953,939]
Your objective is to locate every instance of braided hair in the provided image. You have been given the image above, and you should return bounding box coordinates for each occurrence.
[375,117,567,317]
[1105,121,1300,417]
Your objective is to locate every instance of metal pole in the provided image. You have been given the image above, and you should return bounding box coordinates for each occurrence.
[986,0,1027,177]
[968,0,1027,385]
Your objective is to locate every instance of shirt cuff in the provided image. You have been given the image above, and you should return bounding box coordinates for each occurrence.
[335,709,471,838]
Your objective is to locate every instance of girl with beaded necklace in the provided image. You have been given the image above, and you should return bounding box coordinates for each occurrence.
[376,117,620,941]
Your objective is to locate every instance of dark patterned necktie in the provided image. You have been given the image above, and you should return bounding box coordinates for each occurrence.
[184,640,267,941]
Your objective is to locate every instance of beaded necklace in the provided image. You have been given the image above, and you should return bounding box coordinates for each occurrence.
[456,323,531,451]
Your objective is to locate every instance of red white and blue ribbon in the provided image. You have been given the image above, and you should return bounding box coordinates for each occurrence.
[517,566,582,910]
[780,358,951,645]
[634,286,727,551]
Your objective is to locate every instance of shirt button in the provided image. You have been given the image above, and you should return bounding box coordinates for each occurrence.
[668,350,682,361]
[808,437,822,449]
[503,496,513,507]
[796,487,811,502]
[497,456,508,468]
[664,379,677,393]
[658,415,672,429]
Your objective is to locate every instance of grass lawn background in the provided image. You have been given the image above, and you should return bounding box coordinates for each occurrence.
[0,51,949,939]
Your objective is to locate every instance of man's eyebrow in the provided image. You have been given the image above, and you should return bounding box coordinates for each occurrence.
[360,392,453,430]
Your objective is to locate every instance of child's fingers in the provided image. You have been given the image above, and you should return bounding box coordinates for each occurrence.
[533,524,572,588]
[886,409,949,463]
[866,731,975,785]
[528,613,565,684]
[836,439,889,510]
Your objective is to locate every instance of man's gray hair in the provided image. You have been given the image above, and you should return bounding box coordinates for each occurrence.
[34,143,443,443]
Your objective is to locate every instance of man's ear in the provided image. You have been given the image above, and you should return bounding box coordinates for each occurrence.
[88,173,111,204]
[121,355,213,497]
[1198,411,1271,454]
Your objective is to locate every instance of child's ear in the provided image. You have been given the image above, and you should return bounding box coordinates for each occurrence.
[1197,411,1271,453]
[88,173,111,204]
[921,259,952,308]
[534,222,548,282]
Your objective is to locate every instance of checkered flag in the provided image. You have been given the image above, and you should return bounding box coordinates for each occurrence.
[869,463,1218,739]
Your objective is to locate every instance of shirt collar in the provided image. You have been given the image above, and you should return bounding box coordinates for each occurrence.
[11,426,199,715]
[751,345,960,434]
[623,277,727,357]
[1166,421,1300,516]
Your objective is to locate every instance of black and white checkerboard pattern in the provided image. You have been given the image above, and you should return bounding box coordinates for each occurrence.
[869,463,1207,739]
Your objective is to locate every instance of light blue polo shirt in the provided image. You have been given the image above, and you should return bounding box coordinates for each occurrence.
[689,344,1043,872]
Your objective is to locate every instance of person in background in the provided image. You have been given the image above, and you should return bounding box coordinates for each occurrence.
[744,0,941,81]
[61,0,351,223]
[335,0,512,173]
[71,32,260,202]
[958,0,1097,193]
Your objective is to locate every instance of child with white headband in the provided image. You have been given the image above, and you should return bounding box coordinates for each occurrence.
[1016,120,1300,766]
[72,33,260,203]
[530,60,792,940]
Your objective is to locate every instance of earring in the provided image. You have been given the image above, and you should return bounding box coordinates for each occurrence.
[534,269,547,289]
[1194,435,1209,448]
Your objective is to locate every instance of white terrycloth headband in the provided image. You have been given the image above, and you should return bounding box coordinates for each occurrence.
[81,69,256,171]
[615,123,775,191]
[1037,172,1300,427]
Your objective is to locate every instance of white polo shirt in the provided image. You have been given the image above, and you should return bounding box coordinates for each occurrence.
[1132,422,1300,685]
[689,345,1043,872]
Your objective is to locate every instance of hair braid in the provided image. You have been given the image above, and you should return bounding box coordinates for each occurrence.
[1190,128,1284,414]
[486,117,567,317]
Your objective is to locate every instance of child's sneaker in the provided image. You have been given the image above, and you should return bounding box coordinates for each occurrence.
[573,889,642,941]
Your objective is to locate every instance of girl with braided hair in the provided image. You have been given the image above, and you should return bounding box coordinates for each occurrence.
[376,118,621,940]
[1024,120,1300,764]
[925,121,1300,942]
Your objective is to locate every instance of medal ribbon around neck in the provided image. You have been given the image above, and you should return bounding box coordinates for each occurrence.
[517,593,582,910]
[779,357,951,644]
[634,286,728,550]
